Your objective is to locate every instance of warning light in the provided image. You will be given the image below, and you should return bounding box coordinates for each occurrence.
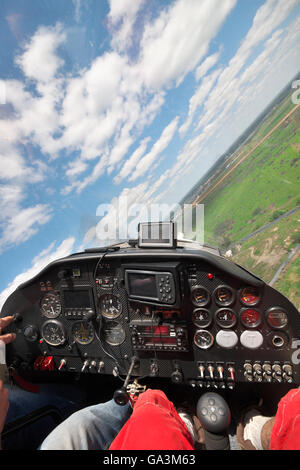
[208,273,214,280]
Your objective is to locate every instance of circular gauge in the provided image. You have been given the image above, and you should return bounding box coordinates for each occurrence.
[102,320,125,346]
[240,308,261,328]
[266,307,288,329]
[214,286,235,307]
[191,286,210,307]
[72,321,95,345]
[193,330,214,350]
[40,293,61,318]
[41,320,66,346]
[99,294,122,319]
[240,287,260,306]
[215,308,237,328]
[192,309,212,328]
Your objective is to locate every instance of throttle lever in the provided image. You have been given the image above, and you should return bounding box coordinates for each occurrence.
[113,356,139,406]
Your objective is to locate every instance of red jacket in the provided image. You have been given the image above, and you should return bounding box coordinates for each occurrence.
[109,389,194,450]
[270,388,300,450]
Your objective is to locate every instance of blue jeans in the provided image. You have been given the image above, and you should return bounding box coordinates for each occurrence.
[39,399,132,450]
[3,382,87,450]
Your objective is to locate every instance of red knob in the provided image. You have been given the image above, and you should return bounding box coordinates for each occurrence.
[58,359,67,370]
[228,366,235,381]
[40,356,55,371]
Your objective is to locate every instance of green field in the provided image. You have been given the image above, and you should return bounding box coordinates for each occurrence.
[190,93,300,310]
[238,93,296,153]
[231,211,300,309]
[202,107,300,248]
[274,251,300,311]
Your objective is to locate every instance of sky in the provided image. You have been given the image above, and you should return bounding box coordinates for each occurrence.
[0,0,300,308]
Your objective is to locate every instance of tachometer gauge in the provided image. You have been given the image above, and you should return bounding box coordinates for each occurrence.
[191,286,210,307]
[215,308,237,328]
[240,287,260,306]
[99,294,122,319]
[40,293,61,318]
[72,321,95,345]
[266,307,288,329]
[192,309,212,328]
[102,320,125,346]
[240,308,261,328]
[193,330,214,350]
[213,286,235,307]
[41,320,66,346]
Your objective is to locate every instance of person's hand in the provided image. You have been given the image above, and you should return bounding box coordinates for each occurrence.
[0,316,16,344]
[0,380,9,435]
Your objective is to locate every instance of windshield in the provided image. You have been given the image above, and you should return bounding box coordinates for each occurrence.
[0,0,299,310]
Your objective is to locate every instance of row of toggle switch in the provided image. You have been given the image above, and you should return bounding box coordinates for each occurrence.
[79,359,105,374]
[197,362,235,382]
[243,361,294,383]
[35,356,107,374]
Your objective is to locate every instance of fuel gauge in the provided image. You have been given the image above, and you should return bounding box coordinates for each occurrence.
[240,308,261,328]
[240,287,260,306]
[214,285,235,307]
[191,286,210,307]
[192,309,212,328]
[215,308,237,328]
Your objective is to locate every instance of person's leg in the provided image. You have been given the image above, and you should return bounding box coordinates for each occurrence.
[2,382,87,450]
[40,399,132,450]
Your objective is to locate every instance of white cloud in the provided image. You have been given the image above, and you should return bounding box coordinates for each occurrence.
[138,0,236,90]
[0,203,53,254]
[15,23,65,83]
[129,116,179,182]
[108,0,147,53]
[195,49,222,82]
[179,67,222,137]
[66,159,88,179]
[114,137,151,184]
[0,237,75,310]
[0,180,53,254]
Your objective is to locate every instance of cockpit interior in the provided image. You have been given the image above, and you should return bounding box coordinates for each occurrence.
[1,222,299,450]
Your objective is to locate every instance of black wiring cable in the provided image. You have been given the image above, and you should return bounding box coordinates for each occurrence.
[151,309,158,365]
[91,249,125,380]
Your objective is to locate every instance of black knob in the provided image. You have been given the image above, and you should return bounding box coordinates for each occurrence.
[13,312,23,322]
[84,310,96,321]
[113,388,130,406]
[23,325,39,342]
[176,328,184,338]
[171,369,183,384]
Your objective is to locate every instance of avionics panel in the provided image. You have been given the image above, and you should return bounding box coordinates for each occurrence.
[131,322,188,352]
[61,286,95,319]
[125,270,176,304]
[123,261,181,308]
